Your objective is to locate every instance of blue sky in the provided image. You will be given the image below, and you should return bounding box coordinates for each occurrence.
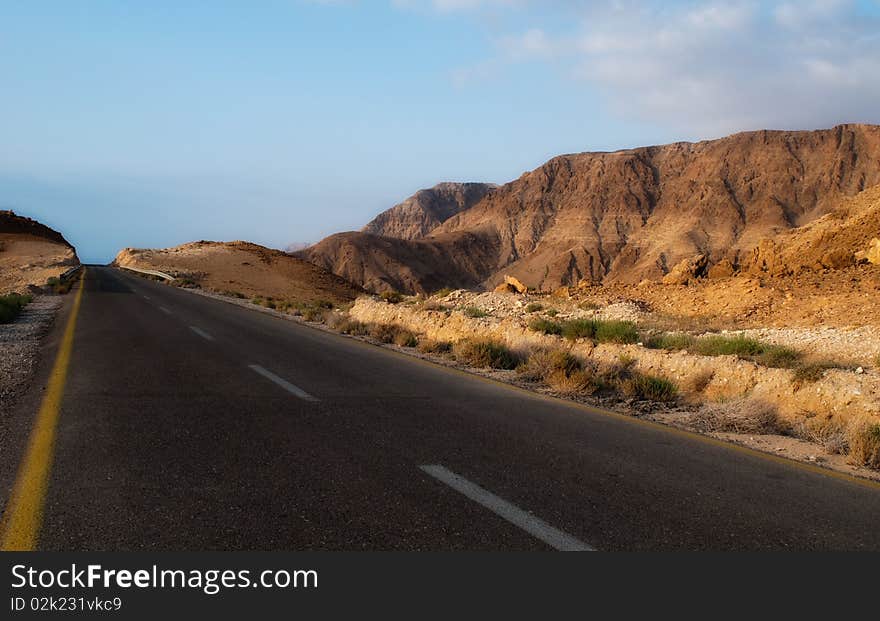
[3,1,880,263]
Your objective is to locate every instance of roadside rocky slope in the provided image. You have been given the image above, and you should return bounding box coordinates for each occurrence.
[300,124,880,294]
[0,211,79,294]
[114,241,362,304]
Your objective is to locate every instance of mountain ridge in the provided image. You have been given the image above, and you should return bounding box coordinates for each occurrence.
[299,123,880,293]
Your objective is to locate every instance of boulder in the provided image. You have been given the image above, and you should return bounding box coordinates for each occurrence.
[494,282,519,294]
[856,238,880,265]
[661,254,709,285]
[707,258,736,279]
[502,275,528,294]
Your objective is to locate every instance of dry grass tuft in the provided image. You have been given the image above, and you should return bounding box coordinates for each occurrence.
[689,400,785,434]
[792,414,849,455]
[454,338,521,370]
[418,339,453,355]
[847,419,880,469]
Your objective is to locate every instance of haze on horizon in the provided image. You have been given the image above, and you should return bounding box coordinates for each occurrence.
[3,0,880,263]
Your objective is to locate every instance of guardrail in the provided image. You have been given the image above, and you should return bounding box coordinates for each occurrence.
[118,265,176,281]
[59,265,82,282]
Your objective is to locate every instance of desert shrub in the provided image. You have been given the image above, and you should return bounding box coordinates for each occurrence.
[578,301,600,311]
[525,303,544,313]
[690,400,784,434]
[517,348,581,381]
[392,329,419,348]
[561,319,596,341]
[327,314,369,335]
[847,421,880,469]
[421,300,447,312]
[418,339,453,355]
[652,334,806,369]
[682,370,715,395]
[174,277,199,288]
[875,354,880,368]
[545,309,559,317]
[622,374,678,402]
[791,361,842,385]
[433,287,454,298]
[222,290,246,299]
[754,345,801,369]
[0,293,33,324]
[300,305,328,322]
[46,276,60,286]
[792,414,849,455]
[311,299,334,309]
[264,299,277,310]
[695,335,764,357]
[369,323,398,343]
[546,368,596,395]
[644,332,696,351]
[594,320,640,344]
[454,339,521,370]
[380,290,404,304]
[251,297,263,306]
[463,306,488,318]
[529,318,563,336]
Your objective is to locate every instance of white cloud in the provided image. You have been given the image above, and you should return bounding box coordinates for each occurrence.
[460,0,880,135]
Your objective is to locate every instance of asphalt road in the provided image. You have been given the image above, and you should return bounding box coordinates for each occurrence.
[3,265,880,551]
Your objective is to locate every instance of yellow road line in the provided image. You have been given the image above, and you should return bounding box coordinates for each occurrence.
[0,269,86,550]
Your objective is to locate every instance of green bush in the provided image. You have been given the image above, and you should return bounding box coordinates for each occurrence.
[463,306,488,318]
[380,290,404,304]
[624,374,678,402]
[644,332,696,351]
[0,293,33,324]
[561,319,597,341]
[529,318,563,335]
[646,333,802,369]
[454,339,521,370]
[432,287,454,298]
[594,320,640,344]
[545,309,559,317]
[578,301,600,311]
[524,303,544,313]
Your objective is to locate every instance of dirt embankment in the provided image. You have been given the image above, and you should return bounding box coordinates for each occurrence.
[0,211,79,295]
[113,240,362,304]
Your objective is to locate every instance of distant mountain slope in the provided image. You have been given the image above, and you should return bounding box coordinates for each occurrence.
[362,182,496,240]
[114,240,362,304]
[0,211,79,294]
[300,124,880,293]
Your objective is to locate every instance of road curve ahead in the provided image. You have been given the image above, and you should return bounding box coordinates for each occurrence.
[3,265,880,551]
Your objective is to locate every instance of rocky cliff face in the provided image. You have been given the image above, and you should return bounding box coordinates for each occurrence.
[362,182,496,240]
[302,124,880,293]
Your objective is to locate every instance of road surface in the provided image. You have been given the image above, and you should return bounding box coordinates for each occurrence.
[2,266,880,551]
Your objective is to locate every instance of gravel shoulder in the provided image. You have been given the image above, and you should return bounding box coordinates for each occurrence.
[0,295,62,441]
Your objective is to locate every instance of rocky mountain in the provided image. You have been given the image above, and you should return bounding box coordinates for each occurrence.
[0,211,79,294]
[300,124,880,294]
[362,182,496,240]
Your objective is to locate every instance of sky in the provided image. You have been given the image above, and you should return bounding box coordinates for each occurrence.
[2,0,880,263]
